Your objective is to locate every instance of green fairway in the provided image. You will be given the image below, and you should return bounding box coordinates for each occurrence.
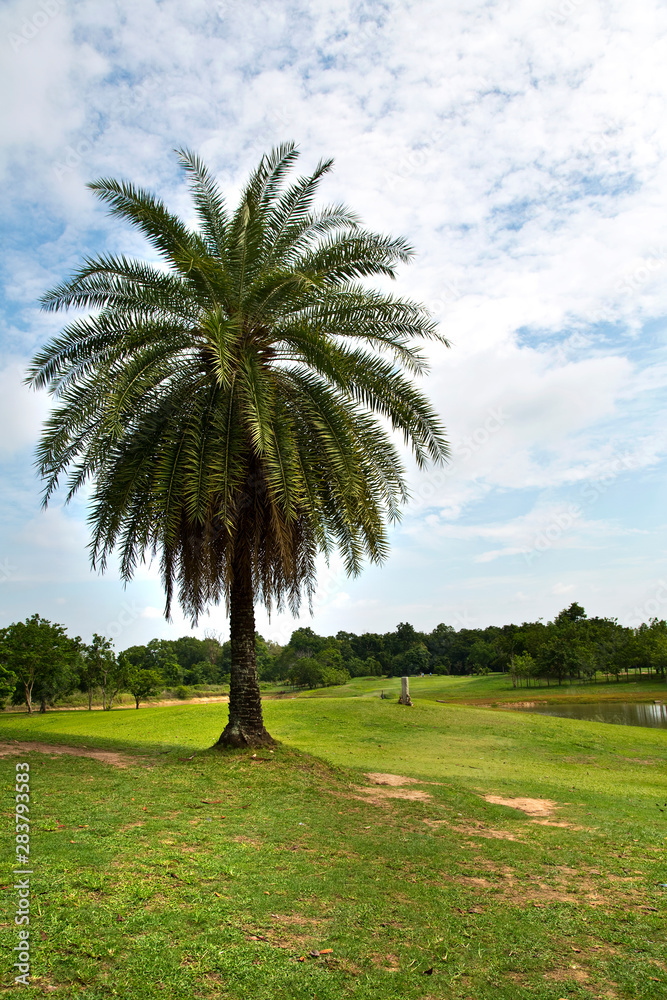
[1,676,666,998]
[295,671,667,705]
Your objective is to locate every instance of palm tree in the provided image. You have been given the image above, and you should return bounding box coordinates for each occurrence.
[27,143,449,746]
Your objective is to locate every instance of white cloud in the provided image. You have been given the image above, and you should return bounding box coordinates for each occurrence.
[140,606,163,619]
[2,0,667,633]
[0,362,50,458]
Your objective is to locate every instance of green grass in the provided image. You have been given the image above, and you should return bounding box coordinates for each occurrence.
[297,671,667,705]
[1,675,666,998]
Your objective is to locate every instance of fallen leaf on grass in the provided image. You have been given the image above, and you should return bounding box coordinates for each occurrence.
[201,799,223,804]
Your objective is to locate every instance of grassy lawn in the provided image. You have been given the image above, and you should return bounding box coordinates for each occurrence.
[297,671,667,705]
[1,675,666,998]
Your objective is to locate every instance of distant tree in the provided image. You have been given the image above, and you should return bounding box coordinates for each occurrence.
[389,622,422,656]
[0,614,78,713]
[143,639,182,685]
[392,642,430,675]
[537,624,583,686]
[345,655,382,677]
[467,640,496,675]
[510,652,536,688]
[555,602,586,625]
[634,619,667,680]
[0,664,17,709]
[171,636,207,676]
[254,633,281,683]
[79,633,115,709]
[286,642,349,688]
[426,623,455,666]
[100,653,129,710]
[432,659,450,675]
[126,666,164,709]
[351,632,386,662]
[32,643,80,712]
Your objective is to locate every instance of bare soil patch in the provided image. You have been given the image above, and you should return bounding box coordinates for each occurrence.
[0,741,143,768]
[365,772,420,786]
[484,795,557,817]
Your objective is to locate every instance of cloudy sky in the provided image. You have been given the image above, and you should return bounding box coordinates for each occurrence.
[2,0,667,648]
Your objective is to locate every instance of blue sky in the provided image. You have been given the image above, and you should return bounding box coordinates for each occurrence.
[2,0,667,648]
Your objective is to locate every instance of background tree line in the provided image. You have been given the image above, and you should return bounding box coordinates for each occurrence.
[1,603,666,710]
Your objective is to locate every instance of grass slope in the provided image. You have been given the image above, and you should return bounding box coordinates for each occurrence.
[296,672,667,705]
[1,676,666,999]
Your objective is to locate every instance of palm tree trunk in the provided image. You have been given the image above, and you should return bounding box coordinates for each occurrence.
[215,548,273,748]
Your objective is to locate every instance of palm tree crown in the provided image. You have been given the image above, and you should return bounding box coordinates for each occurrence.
[27,143,449,745]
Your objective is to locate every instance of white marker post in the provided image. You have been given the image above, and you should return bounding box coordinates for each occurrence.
[398,676,413,706]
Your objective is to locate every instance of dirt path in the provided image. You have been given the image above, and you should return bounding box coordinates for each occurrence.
[0,741,146,768]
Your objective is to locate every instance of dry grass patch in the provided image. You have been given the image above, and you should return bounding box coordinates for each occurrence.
[231,835,263,848]
[244,912,331,951]
[544,965,590,982]
[370,951,401,971]
[355,786,431,804]
[422,817,522,840]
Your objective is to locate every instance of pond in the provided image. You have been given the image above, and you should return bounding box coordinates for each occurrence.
[506,700,667,730]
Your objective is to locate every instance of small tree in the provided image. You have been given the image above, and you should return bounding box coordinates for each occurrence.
[79,633,115,709]
[0,614,78,713]
[126,666,163,709]
[100,653,129,710]
[510,652,536,688]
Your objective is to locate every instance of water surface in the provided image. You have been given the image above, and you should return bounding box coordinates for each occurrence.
[507,700,667,729]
